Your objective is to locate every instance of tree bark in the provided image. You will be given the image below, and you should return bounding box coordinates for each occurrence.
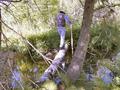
[37,44,68,83]
[0,8,1,49]
[67,0,95,82]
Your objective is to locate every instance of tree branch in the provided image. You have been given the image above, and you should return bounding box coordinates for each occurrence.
[79,0,84,7]
[35,44,68,85]
[95,3,120,11]
[11,0,22,2]
[1,20,53,64]
[0,0,22,2]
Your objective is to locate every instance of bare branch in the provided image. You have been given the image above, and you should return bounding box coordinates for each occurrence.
[1,19,53,63]
[1,6,19,23]
[0,82,7,90]
[0,0,22,2]
[10,0,22,2]
[79,0,84,7]
[2,32,11,47]
[95,3,120,11]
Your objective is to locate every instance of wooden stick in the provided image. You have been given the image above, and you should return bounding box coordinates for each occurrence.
[70,25,73,55]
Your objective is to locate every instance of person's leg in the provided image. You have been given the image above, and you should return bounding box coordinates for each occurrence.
[57,27,66,49]
[60,27,66,48]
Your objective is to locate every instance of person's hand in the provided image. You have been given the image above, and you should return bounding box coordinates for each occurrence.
[70,24,72,29]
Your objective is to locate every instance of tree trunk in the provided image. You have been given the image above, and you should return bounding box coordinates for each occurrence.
[67,0,95,82]
[0,8,1,49]
[36,44,68,84]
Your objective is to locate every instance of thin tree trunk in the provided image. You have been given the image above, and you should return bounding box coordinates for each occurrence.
[0,8,2,49]
[67,0,95,82]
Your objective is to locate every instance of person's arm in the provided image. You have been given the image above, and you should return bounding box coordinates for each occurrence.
[64,15,72,27]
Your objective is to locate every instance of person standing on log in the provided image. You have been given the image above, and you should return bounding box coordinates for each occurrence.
[56,11,72,49]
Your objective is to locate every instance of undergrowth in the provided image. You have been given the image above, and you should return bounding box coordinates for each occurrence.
[1,22,120,90]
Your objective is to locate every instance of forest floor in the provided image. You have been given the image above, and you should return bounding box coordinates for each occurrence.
[0,51,16,90]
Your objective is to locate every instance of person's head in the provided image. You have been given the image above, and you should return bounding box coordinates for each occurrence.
[59,11,65,14]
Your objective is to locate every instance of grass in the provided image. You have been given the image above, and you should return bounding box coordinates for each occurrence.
[1,21,120,90]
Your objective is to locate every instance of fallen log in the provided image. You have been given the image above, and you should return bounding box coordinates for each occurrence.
[35,44,68,85]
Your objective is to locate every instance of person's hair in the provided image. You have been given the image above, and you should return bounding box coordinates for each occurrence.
[59,11,65,14]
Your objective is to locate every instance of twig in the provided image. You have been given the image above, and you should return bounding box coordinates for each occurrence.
[2,32,12,47]
[95,3,120,11]
[1,20,53,63]
[7,58,24,90]
[1,5,19,23]
[2,19,66,73]
[0,82,7,90]
[1,0,22,3]
[79,0,84,7]
[33,0,43,14]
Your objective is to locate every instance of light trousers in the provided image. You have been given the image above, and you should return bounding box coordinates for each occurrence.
[57,27,66,48]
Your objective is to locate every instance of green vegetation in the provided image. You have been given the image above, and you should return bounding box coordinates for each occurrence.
[2,21,120,89]
[1,0,120,90]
